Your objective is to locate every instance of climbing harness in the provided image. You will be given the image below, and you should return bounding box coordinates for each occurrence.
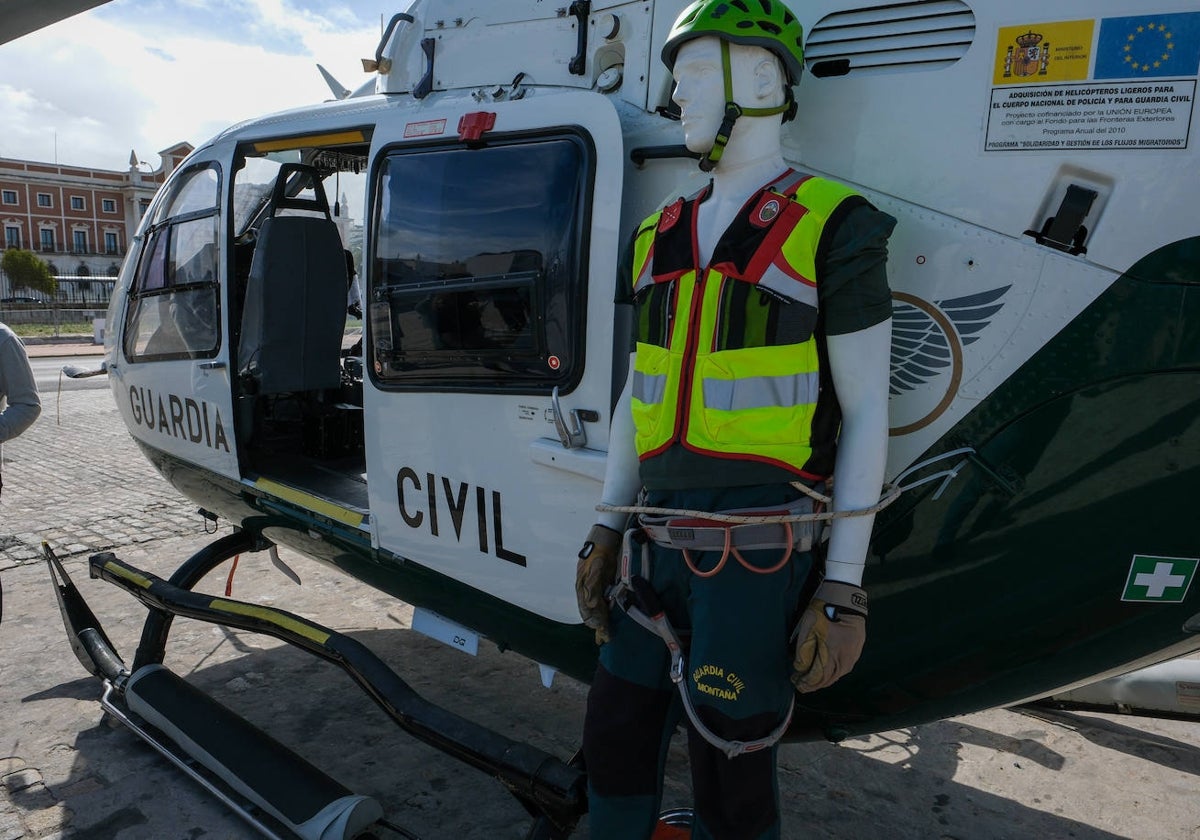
[597,479,900,529]
[637,495,821,578]
[598,481,901,759]
[612,564,794,760]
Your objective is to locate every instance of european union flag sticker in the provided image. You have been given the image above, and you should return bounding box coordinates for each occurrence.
[1095,12,1200,79]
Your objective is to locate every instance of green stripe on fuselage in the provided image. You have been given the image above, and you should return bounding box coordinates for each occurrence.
[837,237,1200,735]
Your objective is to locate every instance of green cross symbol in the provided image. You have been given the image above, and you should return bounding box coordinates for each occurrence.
[1122,555,1198,603]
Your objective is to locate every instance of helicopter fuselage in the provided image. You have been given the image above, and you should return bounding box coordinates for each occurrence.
[99,0,1200,740]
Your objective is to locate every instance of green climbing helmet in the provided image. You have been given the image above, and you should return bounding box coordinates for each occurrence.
[662,0,806,85]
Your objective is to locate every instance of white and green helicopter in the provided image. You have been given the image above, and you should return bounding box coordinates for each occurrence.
[35,0,1200,837]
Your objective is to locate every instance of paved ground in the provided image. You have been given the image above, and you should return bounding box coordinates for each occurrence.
[2,349,198,569]
[20,340,105,359]
[3,356,1200,840]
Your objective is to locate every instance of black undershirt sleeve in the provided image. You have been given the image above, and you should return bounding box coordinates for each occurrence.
[818,203,897,336]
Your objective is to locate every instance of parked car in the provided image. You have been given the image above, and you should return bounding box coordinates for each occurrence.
[0,296,42,303]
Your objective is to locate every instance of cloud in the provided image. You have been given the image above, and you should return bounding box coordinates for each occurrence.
[0,0,384,171]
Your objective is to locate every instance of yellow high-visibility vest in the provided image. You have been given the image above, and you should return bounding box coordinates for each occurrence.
[629,171,863,483]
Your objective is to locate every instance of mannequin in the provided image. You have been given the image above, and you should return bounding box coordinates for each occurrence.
[577,2,895,837]
[599,35,890,589]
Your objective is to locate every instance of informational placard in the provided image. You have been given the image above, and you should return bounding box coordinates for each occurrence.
[986,11,1200,152]
[986,79,1196,150]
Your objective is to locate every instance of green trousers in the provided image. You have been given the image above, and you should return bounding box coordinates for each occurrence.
[583,484,814,840]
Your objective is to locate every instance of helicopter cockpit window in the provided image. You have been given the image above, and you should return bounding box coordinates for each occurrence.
[372,134,590,390]
[233,154,300,235]
[161,166,219,220]
[233,151,363,236]
[124,163,221,362]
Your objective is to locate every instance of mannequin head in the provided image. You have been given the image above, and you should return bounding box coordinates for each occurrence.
[672,36,787,156]
[662,0,805,170]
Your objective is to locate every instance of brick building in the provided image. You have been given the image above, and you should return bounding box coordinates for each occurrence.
[0,142,193,291]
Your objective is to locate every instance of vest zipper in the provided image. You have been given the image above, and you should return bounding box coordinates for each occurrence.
[675,206,708,453]
[673,273,705,453]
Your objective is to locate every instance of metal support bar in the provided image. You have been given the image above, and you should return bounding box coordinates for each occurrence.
[91,552,587,836]
[375,13,415,71]
[45,543,126,681]
[122,529,263,672]
[630,145,703,167]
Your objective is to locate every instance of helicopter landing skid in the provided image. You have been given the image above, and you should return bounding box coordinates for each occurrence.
[44,541,586,840]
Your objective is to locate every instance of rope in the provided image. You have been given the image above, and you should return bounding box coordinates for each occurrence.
[596,481,902,526]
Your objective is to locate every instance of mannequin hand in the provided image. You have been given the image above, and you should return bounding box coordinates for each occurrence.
[792,580,868,693]
[576,524,623,644]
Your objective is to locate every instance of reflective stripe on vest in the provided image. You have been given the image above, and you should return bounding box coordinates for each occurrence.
[633,369,668,406]
[630,174,861,474]
[702,371,821,412]
[758,260,817,307]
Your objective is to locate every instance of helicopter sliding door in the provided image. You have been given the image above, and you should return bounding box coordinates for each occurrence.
[363,92,624,625]
[111,150,239,478]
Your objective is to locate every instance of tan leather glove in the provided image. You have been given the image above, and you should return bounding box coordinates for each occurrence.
[576,524,623,644]
[792,580,868,693]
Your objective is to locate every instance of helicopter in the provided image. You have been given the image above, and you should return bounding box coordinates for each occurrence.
[33,0,1200,837]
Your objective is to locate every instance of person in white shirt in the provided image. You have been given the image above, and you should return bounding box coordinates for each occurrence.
[0,321,42,497]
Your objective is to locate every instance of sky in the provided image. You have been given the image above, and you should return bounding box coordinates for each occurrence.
[0,0,399,174]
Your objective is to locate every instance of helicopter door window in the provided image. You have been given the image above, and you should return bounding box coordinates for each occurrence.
[155,165,220,224]
[124,162,222,362]
[372,133,591,391]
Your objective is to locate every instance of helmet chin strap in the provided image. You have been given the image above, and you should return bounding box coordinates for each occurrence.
[699,40,794,172]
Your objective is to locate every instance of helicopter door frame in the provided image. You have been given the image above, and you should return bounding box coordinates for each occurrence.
[362,91,624,624]
[109,145,239,479]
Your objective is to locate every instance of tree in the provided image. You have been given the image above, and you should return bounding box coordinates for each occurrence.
[1,249,57,296]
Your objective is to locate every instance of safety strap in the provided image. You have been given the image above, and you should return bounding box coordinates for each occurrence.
[700,41,794,172]
[700,102,742,173]
[610,568,793,760]
[596,480,901,527]
[639,497,820,552]
[638,495,821,578]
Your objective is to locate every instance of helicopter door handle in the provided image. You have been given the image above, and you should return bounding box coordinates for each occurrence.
[551,386,597,450]
[198,361,226,370]
[568,0,591,76]
[414,37,435,99]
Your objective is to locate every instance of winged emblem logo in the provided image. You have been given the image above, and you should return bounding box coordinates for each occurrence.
[889,286,1011,435]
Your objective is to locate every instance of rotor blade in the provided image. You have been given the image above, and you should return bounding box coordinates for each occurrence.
[3,1,111,46]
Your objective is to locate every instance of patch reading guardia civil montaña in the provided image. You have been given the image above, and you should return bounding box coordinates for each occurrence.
[1122,556,1199,603]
